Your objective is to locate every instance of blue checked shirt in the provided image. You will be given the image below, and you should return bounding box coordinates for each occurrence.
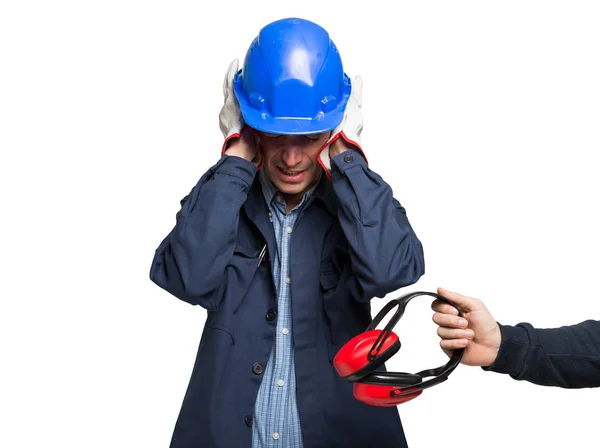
[251,169,319,448]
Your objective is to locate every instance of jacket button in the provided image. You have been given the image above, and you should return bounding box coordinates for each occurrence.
[266,309,277,321]
[244,415,253,427]
[343,153,355,163]
[252,362,264,375]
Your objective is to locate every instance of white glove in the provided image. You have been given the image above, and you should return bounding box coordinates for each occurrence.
[219,59,244,153]
[318,75,367,174]
[217,59,262,166]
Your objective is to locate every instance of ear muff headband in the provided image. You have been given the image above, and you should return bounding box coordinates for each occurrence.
[360,291,463,388]
[334,291,464,405]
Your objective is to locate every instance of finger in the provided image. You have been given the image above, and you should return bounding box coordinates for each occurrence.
[224,59,239,96]
[351,75,363,108]
[437,327,474,340]
[318,147,332,172]
[432,312,469,329]
[431,299,459,315]
[437,287,477,312]
[440,338,469,351]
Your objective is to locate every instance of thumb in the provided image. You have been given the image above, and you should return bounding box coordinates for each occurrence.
[351,75,363,108]
[437,287,475,313]
[223,58,239,96]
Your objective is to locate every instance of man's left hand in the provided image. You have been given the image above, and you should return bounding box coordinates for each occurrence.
[319,75,367,174]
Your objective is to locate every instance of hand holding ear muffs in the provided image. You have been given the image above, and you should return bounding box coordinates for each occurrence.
[333,291,464,407]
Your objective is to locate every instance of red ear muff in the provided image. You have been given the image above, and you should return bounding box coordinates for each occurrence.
[353,382,423,407]
[334,291,465,407]
[333,330,400,381]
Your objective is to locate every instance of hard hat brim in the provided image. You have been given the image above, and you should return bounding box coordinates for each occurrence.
[239,105,346,135]
[233,71,350,135]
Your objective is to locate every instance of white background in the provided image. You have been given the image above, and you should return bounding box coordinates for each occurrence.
[2,1,599,447]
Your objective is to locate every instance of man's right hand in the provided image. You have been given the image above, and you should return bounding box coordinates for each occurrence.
[219,59,259,165]
[225,127,260,165]
[432,287,502,367]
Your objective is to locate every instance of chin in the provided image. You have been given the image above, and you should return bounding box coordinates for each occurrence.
[277,184,306,195]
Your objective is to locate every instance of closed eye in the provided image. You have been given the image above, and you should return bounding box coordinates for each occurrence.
[263,133,283,139]
[305,132,329,141]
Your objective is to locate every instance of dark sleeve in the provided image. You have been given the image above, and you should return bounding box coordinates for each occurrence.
[329,149,425,302]
[484,320,600,388]
[149,155,257,310]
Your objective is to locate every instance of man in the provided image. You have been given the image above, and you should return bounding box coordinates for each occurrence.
[150,18,425,447]
[432,287,600,388]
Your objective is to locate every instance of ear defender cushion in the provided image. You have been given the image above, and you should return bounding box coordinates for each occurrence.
[333,330,400,380]
[353,382,423,407]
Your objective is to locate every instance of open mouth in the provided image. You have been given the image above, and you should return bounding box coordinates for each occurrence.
[277,167,306,182]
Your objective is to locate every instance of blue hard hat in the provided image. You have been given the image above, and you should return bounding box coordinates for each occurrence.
[233,17,351,135]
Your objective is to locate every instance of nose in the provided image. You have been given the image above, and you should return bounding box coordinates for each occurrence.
[281,145,303,167]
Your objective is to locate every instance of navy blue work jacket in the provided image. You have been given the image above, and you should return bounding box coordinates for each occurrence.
[150,150,425,447]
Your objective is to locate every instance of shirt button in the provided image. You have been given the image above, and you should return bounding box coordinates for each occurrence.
[272,432,280,440]
[268,212,272,217]
[285,277,291,284]
[275,195,282,203]
[252,362,264,375]
[282,328,289,335]
[244,415,253,427]
[277,379,285,387]
[286,227,292,234]
[343,153,355,163]
[266,309,277,321]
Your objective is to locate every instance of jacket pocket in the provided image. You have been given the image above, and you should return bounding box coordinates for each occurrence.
[181,322,235,424]
[321,266,371,361]
[320,267,343,361]
[228,243,268,314]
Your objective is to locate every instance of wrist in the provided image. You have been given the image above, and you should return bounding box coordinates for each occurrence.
[225,138,255,162]
[483,323,502,366]
[329,136,355,158]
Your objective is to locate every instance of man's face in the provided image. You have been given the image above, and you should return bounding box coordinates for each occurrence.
[258,131,331,201]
